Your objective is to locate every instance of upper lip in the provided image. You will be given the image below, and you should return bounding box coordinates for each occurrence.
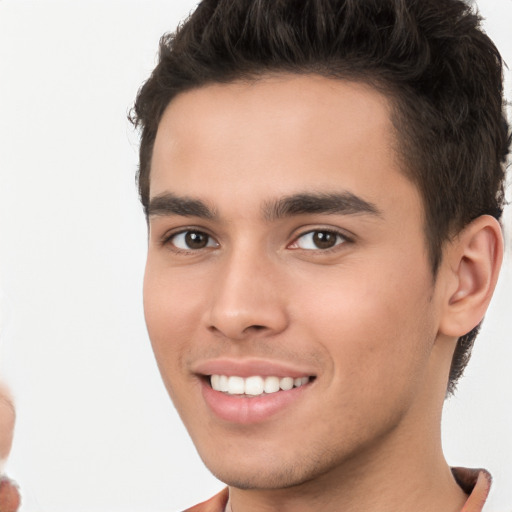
[192,358,317,379]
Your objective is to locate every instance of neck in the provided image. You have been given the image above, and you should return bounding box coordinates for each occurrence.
[226,408,467,512]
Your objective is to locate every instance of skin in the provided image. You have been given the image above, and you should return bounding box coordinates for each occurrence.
[0,384,14,464]
[144,75,502,512]
[0,384,19,512]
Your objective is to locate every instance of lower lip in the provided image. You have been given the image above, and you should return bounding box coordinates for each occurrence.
[201,379,311,424]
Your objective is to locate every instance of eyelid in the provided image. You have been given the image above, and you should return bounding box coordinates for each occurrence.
[160,227,219,251]
[288,227,353,251]
[159,224,212,243]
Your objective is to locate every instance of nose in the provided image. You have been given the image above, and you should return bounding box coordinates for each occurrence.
[205,248,289,341]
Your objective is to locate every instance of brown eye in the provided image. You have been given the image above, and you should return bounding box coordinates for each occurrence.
[170,230,218,250]
[185,231,209,249]
[292,230,346,250]
[312,231,338,249]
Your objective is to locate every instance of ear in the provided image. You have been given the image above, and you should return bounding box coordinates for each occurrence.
[439,215,503,338]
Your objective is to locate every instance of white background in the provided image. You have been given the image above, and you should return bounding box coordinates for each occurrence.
[0,1,510,511]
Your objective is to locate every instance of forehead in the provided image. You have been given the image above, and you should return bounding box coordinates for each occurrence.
[150,74,419,218]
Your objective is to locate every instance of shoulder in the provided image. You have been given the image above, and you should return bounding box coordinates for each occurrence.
[183,488,229,512]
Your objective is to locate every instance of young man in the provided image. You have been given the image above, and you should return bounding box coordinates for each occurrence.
[131,0,509,510]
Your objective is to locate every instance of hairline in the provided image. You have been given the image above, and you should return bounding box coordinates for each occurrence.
[140,70,447,275]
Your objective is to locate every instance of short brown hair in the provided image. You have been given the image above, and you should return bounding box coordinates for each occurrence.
[130,0,510,393]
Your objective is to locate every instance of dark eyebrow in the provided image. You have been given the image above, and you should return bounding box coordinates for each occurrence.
[263,192,382,221]
[147,193,216,219]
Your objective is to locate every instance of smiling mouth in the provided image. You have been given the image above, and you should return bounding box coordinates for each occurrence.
[209,375,314,396]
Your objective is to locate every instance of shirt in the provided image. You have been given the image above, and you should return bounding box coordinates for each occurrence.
[183,467,493,512]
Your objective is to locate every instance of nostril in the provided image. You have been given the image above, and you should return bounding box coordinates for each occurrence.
[242,324,269,335]
[207,298,289,339]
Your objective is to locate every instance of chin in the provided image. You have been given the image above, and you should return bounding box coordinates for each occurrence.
[200,445,340,491]
[211,465,311,490]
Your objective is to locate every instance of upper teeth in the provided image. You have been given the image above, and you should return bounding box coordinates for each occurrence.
[210,375,310,396]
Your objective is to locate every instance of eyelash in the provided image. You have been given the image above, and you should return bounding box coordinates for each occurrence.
[161,228,352,253]
[288,229,350,252]
[162,229,218,253]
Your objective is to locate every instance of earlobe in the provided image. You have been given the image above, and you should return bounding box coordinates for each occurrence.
[439,215,503,338]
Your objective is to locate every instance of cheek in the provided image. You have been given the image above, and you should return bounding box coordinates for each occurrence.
[143,267,207,419]
[294,258,435,398]
[143,262,200,378]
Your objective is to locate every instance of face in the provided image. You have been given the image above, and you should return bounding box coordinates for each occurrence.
[144,75,449,489]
